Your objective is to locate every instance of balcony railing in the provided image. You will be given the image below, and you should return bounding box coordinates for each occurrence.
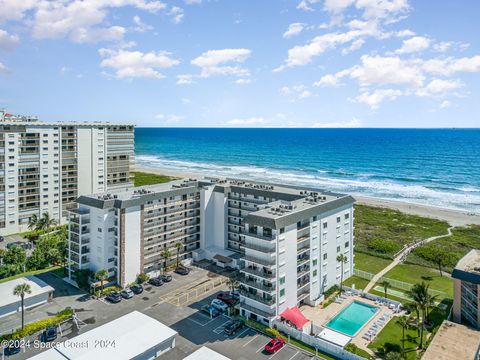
[241,267,276,279]
[243,241,275,253]
[243,255,275,267]
[240,302,276,318]
[241,277,276,293]
[240,289,275,306]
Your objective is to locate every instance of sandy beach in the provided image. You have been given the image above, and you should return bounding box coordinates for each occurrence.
[135,165,480,227]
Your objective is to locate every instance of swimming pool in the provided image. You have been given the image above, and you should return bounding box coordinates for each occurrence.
[325,301,378,336]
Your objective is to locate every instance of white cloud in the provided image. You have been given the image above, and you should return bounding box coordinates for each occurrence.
[395,29,415,38]
[176,74,194,85]
[280,85,312,100]
[60,66,70,75]
[396,36,430,54]
[416,79,463,97]
[349,55,425,87]
[297,0,320,11]
[155,114,184,123]
[283,23,305,39]
[313,74,342,87]
[312,118,361,128]
[99,48,179,79]
[132,15,152,33]
[439,100,451,109]
[355,89,402,108]
[169,6,184,24]
[191,48,251,78]
[0,61,8,74]
[0,29,19,50]
[235,78,252,84]
[184,0,201,4]
[433,41,452,53]
[342,38,365,54]
[324,0,354,13]
[226,117,267,126]
[421,55,480,76]
[355,0,410,20]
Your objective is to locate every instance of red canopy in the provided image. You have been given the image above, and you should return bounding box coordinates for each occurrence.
[279,306,309,329]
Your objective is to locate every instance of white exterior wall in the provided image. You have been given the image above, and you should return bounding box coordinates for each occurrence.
[278,224,299,313]
[87,207,116,277]
[200,187,227,253]
[123,206,142,285]
[3,132,19,233]
[76,127,106,196]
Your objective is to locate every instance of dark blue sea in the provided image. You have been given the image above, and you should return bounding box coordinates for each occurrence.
[135,128,480,213]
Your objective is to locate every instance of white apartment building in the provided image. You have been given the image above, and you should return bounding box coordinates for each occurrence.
[0,110,134,235]
[68,178,355,326]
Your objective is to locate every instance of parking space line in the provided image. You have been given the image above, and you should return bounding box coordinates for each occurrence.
[232,326,250,339]
[256,341,268,353]
[287,351,300,360]
[268,347,285,359]
[213,319,231,334]
[242,333,259,347]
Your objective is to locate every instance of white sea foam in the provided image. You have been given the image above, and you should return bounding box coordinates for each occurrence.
[136,155,480,213]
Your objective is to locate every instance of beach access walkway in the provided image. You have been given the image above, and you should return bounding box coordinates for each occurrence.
[363,226,454,293]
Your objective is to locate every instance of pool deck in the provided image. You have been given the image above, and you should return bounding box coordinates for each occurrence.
[300,294,396,354]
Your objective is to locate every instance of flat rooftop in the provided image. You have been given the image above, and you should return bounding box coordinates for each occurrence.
[0,276,54,309]
[30,311,177,360]
[452,249,480,284]
[183,346,230,360]
[422,320,480,360]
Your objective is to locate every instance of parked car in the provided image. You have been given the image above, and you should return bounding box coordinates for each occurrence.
[201,304,221,318]
[130,284,144,294]
[120,288,134,299]
[231,291,240,300]
[42,326,58,342]
[264,338,285,354]
[211,299,229,312]
[160,274,172,282]
[106,292,122,303]
[224,319,244,335]
[4,342,21,355]
[0,235,4,242]
[148,277,164,286]
[174,266,190,275]
[216,292,237,306]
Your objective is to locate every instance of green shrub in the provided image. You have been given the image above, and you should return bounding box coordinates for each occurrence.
[1,308,73,341]
[102,285,121,294]
[137,273,149,283]
[345,343,374,359]
[366,238,400,254]
[265,327,281,338]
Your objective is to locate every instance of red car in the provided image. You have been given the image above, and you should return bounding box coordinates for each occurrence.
[264,338,285,354]
[216,292,237,306]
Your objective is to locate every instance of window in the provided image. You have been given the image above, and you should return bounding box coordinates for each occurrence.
[312,259,317,266]
[323,253,327,260]
[337,216,341,223]
[313,270,317,277]
[345,213,349,220]
[280,228,285,234]
[98,227,102,232]
[313,216,317,222]
[323,222,327,229]
[280,288,285,297]
[280,276,285,285]
[337,246,341,252]
[345,241,349,248]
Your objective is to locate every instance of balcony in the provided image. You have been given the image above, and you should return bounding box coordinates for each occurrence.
[241,277,276,293]
[241,266,276,279]
[243,254,275,267]
[240,289,275,306]
[243,241,275,253]
[297,222,310,231]
[240,302,276,319]
[244,231,274,242]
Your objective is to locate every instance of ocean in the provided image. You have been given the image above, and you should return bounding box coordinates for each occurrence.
[134,128,480,213]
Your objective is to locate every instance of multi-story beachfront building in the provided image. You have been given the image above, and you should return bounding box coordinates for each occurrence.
[0,109,134,235]
[68,177,355,326]
[452,249,480,329]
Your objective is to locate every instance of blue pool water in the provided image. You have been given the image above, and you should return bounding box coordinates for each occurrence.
[325,301,378,336]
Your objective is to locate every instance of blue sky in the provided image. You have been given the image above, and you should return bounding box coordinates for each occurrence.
[0,0,479,128]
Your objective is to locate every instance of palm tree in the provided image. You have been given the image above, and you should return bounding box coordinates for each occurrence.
[39,212,56,230]
[28,213,39,230]
[160,249,171,273]
[13,283,32,330]
[94,269,109,295]
[425,292,438,323]
[396,316,410,356]
[175,242,182,268]
[406,282,433,349]
[336,254,348,291]
[380,280,391,299]
[227,276,240,296]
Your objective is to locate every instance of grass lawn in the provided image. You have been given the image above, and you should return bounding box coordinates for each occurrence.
[132,171,177,187]
[368,317,421,360]
[354,252,392,274]
[343,275,370,290]
[0,265,61,284]
[354,204,450,258]
[383,263,453,298]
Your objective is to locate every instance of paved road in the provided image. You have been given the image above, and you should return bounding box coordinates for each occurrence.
[363,226,454,292]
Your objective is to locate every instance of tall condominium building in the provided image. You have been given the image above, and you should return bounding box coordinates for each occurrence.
[68,178,355,326]
[452,249,480,329]
[0,110,134,235]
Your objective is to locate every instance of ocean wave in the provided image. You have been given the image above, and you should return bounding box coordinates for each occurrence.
[136,155,480,213]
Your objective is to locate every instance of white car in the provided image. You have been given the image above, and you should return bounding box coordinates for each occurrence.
[211,299,228,312]
[120,288,134,299]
